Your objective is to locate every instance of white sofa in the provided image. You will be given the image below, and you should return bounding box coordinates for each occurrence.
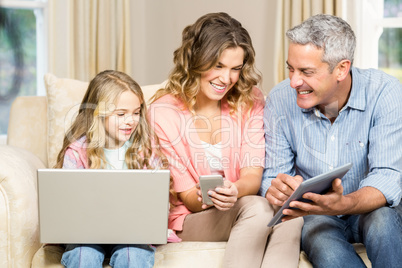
[0,73,371,267]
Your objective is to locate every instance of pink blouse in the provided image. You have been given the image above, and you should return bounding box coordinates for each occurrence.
[148,87,265,231]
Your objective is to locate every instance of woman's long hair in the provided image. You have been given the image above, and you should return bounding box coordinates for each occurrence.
[151,12,261,114]
[55,70,168,170]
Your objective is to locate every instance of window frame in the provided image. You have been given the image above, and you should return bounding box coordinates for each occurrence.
[0,0,48,144]
[344,0,402,70]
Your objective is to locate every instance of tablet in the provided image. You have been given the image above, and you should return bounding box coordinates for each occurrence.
[267,163,353,227]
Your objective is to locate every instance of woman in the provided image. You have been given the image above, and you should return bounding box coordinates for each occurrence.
[148,12,302,267]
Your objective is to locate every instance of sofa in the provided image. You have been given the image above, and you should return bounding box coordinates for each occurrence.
[0,73,372,267]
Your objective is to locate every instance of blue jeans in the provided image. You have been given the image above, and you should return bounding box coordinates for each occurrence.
[61,244,155,268]
[301,204,402,268]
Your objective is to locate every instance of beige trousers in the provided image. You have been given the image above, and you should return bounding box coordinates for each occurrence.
[177,195,303,268]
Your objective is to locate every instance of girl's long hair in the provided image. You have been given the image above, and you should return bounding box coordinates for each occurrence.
[54,70,168,170]
[151,12,261,114]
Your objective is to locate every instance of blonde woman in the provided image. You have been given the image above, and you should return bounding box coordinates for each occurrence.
[55,70,167,267]
[148,12,303,267]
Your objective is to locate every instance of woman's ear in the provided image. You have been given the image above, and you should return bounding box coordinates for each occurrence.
[336,60,351,82]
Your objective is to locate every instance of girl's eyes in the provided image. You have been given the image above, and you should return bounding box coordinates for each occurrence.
[116,112,140,117]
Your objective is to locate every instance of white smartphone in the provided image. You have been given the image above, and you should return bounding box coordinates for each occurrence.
[199,175,224,205]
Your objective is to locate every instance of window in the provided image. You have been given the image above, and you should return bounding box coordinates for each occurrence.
[343,0,402,82]
[378,0,402,82]
[0,0,47,143]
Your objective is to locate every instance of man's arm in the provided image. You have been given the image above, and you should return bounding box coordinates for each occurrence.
[260,93,296,198]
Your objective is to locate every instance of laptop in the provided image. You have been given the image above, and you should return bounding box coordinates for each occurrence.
[37,169,170,244]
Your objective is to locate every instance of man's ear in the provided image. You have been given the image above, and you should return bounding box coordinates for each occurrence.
[336,60,351,82]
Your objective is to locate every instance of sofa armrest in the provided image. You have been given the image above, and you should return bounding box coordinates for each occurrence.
[0,145,45,268]
[7,96,48,167]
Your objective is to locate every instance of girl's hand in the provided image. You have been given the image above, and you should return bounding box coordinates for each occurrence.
[201,180,238,211]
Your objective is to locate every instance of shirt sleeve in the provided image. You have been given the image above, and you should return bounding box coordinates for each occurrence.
[259,93,296,197]
[62,147,86,169]
[360,79,402,207]
[148,100,197,193]
[240,87,266,169]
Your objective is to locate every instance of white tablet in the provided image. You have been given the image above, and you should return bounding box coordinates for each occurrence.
[267,163,353,227]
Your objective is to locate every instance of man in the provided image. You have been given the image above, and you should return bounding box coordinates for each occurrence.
[260,14,402,267]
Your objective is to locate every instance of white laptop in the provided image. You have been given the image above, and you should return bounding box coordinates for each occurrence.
[37,169,170,244]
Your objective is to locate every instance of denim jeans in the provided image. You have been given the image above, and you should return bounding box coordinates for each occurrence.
[301,204,402,268]
[61,244,155,268]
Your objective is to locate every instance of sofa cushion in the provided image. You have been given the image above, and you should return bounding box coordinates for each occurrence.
[44,73,88,168]
[44,73,165,168]
[7,96,48,166]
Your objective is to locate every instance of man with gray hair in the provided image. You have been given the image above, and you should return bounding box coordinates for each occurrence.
[260,14,402,267]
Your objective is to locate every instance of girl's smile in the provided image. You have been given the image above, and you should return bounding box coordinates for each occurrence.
[105,90,141,149]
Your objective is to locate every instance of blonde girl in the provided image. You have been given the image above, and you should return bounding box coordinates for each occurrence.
[56,70,167,268]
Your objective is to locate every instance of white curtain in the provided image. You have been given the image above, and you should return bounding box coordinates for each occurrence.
[48,0,346,92]
[47,0,132,81]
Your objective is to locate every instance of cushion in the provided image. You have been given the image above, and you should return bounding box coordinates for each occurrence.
[44,73,165,168]
[44,73,88,168]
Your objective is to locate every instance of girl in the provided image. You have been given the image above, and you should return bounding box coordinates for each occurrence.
[55,70,167,268]
[148,12,303,267]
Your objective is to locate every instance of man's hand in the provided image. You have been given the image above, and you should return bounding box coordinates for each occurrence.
[280,178,345,221]
[282,179,387,222]
[265,173,303,206]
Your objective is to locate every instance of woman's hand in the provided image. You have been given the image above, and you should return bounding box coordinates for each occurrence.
[197,180,239,211]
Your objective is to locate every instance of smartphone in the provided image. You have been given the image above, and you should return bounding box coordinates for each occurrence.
[199,175,224,205]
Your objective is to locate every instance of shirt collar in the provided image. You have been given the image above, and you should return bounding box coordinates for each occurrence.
[345,67,366,111]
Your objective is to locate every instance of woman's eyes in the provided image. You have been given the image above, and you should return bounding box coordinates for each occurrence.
[215,65,242,71]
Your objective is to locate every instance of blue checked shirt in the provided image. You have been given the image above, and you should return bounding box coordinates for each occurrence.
[259,67,402,207]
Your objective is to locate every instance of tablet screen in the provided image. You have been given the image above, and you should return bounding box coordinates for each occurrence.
[267,163,353,227]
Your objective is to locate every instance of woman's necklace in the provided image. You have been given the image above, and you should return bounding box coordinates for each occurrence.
[194,101,221,119]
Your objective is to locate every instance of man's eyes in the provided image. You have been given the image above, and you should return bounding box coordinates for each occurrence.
[302,71,313,75]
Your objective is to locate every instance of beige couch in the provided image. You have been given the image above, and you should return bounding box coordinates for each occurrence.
[0,73,371,267]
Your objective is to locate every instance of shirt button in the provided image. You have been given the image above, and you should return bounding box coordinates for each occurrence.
[331,135,335,141]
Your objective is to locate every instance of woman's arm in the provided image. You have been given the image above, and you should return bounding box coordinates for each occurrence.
[178,186,204,212]
[235,166,263,197]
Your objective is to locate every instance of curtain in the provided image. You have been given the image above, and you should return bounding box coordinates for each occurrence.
[274,0,343,84]
[48,0,131,81]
